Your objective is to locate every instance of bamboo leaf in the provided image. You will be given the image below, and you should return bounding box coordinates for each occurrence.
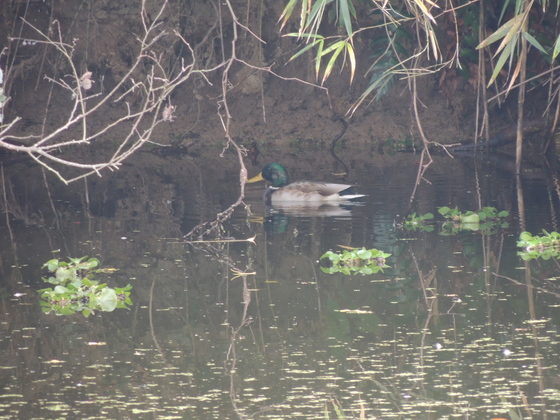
[284,32,324,39]
[346,42,356,84]
[506,59,522,94]
[278,0,299,30]
[412,0,436,24]
[321,39,345,56]
[427,24,439,61]
[488,39,516,87]
[307,0,329,33]
[339,0,353,38]
[493,18,522,56]
[522,31,547,54]
[553,34,560,60]
[477,14,522,49]
[287,38,323,62]
[347,0,357,18]
[349,72,393,115]
[315,39,324,79]
[322,42,345,84]
[497,0,512,25]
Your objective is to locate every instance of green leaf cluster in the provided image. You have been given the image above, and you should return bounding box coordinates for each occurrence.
[402,207,509,235]
[40,257,132,317]
[438,207,509,235]
[517,230,560,261]
[320,247,391,275]
[403,212,434,232]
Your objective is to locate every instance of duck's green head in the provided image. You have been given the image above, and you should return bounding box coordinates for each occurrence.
[247,163,289,187]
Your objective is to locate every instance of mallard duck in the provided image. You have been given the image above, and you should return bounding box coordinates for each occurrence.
[247,163,365,205]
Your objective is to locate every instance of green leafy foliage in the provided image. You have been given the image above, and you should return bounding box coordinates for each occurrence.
[517,230,560,260]
[402,212,434,232]
[320,247,391,275]
[359,15,412,104]
[476,3,553,88]
[40,257,132,317]
[400,208,509,235]
[437,207,509,235]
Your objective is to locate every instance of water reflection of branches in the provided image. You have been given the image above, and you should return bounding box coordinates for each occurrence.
[225,269,257,419]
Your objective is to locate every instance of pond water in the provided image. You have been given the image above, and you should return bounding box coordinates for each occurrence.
[1,148,560,419]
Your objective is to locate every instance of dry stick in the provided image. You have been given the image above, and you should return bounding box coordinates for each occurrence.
[148,277,168,363]
[543,82,560,154]
[34,0,55,91]
[515,5,530,175]
[258,0,266,123]
[408,70,433,207]
[494,272,560,298]
[477,0,490,142]
[488,64,560,103]
[0,165,13,243]
[185,0,251,239]
[41,167,60,230]
[83,177,91,218]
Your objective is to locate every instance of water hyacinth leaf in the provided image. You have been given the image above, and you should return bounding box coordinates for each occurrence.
[44,259,60,272]
[56,266,77,282]
[320,251,336,261]
[54,285,69,294]
[44,276,59,285]
[461,222,480,231]
[438,206,452,216]
[97,288,118,312]
[519,231,533,241]
[69,256,86,265]
[356,249,372,259]
[40,256,133,317]
[87,258,100,268]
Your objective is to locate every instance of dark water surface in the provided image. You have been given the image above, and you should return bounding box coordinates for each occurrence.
[1,150,560,419]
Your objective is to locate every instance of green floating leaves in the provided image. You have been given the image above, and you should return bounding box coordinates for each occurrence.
[437,207,509,235]
[39,256,132,317]
[403,212,435,232]
[517,230,560,260]
[320,247,391,275]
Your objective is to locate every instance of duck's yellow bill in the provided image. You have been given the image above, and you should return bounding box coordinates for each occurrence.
[247,172,264,183]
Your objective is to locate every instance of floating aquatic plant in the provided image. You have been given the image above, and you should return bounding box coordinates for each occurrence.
[517,231,560,260]
[320,248,391,275]
[40,256,132,317]
[438,206,509,235]
[402,212,435,232]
